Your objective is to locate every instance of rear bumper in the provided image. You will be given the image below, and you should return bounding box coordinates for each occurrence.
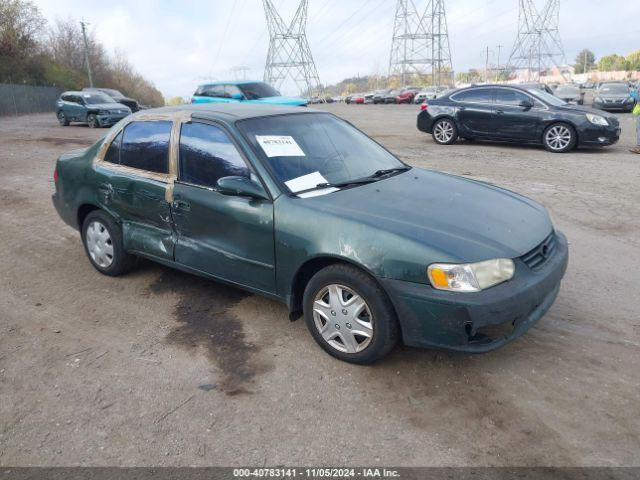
[381,232,569,353]
[52,192,78,229]
[417,110,434,133]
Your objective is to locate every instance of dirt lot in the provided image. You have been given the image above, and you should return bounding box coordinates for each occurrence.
[1,105,639,467]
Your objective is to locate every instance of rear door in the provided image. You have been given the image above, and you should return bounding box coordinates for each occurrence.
[171,121,275,293]
[97,120,175,260]
[452,88,496,136]
[493,88,544,141]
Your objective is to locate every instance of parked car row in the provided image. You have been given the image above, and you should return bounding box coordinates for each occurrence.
[345,87,454,105]
[55,87,144,128]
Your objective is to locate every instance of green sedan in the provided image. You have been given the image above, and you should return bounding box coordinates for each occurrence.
[52,104,568,364]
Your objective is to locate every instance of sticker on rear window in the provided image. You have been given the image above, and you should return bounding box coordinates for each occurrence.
[256,135,305,157]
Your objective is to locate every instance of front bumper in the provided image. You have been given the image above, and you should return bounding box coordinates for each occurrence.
[592,101,634,112]
[578,122,621,147]
[96,113,129,126]
[381,231,569,353]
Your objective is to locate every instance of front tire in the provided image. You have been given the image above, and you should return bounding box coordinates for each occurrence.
[543,123,576,153]
[87,113,99,128]
[303,264,399,364]
[432,118,458,145]
[81,210,136,276]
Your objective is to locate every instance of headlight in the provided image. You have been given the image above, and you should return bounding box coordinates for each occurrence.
[427,259,515,292]
[97,110,110,115]
[586,113,609,126]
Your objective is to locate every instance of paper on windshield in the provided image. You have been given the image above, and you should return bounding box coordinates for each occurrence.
[256,135,305,157]
[284,171,339,198]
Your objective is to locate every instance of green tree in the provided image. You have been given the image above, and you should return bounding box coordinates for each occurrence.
[598,54,628,72]
[574,49,596,74]
[626,49,640,71]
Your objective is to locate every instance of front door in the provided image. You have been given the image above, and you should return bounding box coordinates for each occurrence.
[171,121,276,294]
[97,121,175,261]
[492,88,543,141]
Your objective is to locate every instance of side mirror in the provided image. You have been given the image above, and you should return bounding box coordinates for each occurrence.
[217,176,268,200]
[230,93,244,100]
[519,99,534,110]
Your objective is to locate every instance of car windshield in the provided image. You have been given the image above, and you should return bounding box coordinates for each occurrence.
[599,84,629,94]
[238,113,407,194]
[526,88,567,107]
[238,82,280,100]
[100,89,124,99]
[81,93,114,104]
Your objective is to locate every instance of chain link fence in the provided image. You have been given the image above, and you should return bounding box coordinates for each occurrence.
[0,83,63,117]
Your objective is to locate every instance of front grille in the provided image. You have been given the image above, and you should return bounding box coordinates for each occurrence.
[521,232,557,270]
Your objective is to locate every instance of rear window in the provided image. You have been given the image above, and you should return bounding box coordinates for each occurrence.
[104,131,123,164]
[120,121,172,174]
[452,88,494,103]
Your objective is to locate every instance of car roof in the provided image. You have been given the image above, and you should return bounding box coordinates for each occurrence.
[197,80,263,87]
[136,103,321,121]
[61,91,108,96]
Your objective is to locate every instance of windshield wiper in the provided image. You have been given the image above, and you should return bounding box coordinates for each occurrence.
[292,167,411,196]
[368,166,411,178]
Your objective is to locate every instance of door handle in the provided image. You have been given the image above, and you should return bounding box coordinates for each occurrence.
[98,182,114,193]
[172,199,191,212]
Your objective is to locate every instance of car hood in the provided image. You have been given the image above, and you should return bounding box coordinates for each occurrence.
[91,103,131,112]
[302,168,552,262]
[252,96,307,106]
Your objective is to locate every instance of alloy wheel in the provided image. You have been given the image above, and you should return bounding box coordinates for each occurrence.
[545,125,572,151]
[85,220,114,268]
[434,120,455,143]
[312,284,374,354]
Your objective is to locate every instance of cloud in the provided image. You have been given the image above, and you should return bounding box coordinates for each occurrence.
[34,0,640,98]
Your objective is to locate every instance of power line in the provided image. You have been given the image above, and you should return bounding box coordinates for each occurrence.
[263,0,323,97]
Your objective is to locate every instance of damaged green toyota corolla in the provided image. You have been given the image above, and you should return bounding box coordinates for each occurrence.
[52,104,568,364]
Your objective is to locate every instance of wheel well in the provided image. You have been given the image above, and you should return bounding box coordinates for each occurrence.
[77,204,100,229]
[288,257,389,319]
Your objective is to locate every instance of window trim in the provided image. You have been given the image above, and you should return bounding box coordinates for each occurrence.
[450,87,496,105]
[117,120,173,175]
[176,120,255,192]
[493,87,549,110]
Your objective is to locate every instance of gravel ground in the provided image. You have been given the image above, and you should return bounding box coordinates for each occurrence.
[0,105,639,467]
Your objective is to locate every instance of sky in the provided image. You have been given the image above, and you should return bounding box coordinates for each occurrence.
[35,0,640,98]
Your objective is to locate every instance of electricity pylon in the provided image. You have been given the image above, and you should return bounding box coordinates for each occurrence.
[263,0,322,97]
[508,0,567,80]
[388,0,452,86]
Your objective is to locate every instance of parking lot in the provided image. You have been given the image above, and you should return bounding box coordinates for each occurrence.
[1,105,639,467]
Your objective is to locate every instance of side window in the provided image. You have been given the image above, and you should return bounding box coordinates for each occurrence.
[104,131,123,164]
[225,85,243,98]
[495,89,530,106]
[120,121,172,174]
[452,89,494,104]
[61,95,71,102]
[203,85,226,98]
[179,122,250,188]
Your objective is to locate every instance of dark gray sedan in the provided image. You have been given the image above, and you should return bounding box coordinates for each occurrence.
[593,83,635,112]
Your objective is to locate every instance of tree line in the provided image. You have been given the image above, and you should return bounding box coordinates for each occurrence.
[0,0,164,106]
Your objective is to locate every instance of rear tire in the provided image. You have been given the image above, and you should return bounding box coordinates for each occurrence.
[57,112,69,126]
[432,118,458,145]
[543,123,576,153]
[81,210,136,276]
[303,264,399,364]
